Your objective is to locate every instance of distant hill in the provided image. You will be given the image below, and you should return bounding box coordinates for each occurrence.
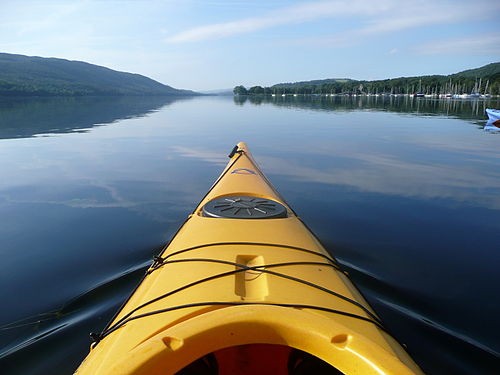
[451,62,500,79]
[199,88,234,95]
[272,78,353,88]
[234,62,500,96]
[0,53,199,96]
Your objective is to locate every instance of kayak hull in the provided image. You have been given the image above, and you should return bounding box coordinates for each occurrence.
[75,142,423,375]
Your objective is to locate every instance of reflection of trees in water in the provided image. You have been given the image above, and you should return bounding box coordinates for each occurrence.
[233,95,499,121]
[0,96,193,139]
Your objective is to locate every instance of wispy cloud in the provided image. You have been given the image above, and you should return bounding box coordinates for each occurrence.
[413,32,500,55]
[353,3,492,35]
[15,2,86,36]
[292,0,499,47]
[165,0,499,44]
[165,0,393,43]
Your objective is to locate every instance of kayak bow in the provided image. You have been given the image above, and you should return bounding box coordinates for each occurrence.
[75,142,423,375]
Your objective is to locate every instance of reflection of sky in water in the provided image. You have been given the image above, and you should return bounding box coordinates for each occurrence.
[0,96,499,374]
[1,95,499,218]
[169,98,500,209]
[1,96,499,238]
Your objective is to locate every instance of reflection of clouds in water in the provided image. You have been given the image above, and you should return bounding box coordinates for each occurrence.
[0,185,188,224]
[0,140,200,221]
[423,141,500,158]
[258,154,500,209]
[170,146,227,165]
[164,145,500,209]
[0,146,207,226]
[298,132,500,161]
[0,178,192,224]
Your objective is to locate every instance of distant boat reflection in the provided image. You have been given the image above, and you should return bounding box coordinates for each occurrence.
[484,108,500,131]
[484,121,500,131]
[234,94,500,125]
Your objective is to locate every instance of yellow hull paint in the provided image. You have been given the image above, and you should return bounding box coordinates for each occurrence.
[75,142,423,375]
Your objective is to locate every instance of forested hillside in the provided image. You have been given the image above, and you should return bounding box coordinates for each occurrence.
[0,53,198,96]
[234,63,500,96]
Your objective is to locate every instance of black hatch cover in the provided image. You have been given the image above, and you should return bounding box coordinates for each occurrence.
[202,196,287,219]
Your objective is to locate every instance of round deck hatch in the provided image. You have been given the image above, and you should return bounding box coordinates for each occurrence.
[202,196,287,219]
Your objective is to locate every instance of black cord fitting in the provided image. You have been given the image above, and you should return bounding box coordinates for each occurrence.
[152,256,164,267]
[89,332,102,343]
[228,145,243,158]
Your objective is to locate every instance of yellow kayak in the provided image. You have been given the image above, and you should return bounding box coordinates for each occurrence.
[75,142,423,375]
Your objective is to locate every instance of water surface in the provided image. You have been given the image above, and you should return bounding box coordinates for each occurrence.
[0,95,499,375]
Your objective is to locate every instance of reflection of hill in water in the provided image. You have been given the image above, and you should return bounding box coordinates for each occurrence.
[0,96,192,139]
[234,95,499,122]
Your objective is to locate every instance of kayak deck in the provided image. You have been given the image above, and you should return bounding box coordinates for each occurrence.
[75,142,423,375]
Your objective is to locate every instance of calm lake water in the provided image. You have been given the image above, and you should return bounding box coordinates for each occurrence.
[0,95,499,375]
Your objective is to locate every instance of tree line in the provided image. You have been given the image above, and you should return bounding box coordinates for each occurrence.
[234,73,500,96]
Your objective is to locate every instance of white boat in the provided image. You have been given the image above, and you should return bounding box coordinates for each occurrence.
[486,108,500,125]
[484,108,500,131]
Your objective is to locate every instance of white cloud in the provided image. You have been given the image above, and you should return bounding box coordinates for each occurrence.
[293,0,499,47]
[413,32,500,55]
[165,0,499,44]
[165,0,395,43]
[354,3,491,35]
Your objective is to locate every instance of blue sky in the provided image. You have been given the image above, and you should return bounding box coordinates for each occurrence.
[1,0,499,91]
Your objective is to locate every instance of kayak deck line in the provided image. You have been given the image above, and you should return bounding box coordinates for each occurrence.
[93,259,383,343]
[150,241,339,269]
[76,142,424,375]
[154,259,381,322]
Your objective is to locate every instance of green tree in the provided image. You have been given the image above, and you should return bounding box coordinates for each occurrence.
[248,86,264,95]
[233,85,248,95]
